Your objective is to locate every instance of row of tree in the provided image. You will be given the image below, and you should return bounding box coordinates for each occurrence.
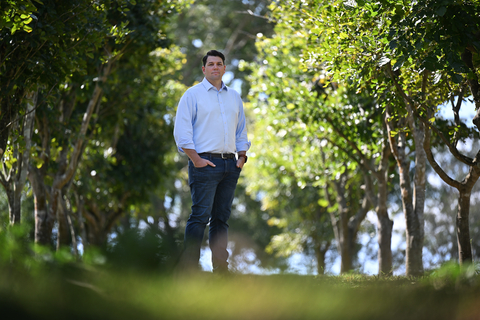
[0,0,285,273]
[0,0,191,253]
[1,0,479,276]
[245,0,480,276]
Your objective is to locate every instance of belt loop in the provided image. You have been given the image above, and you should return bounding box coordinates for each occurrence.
[221,153,227,159]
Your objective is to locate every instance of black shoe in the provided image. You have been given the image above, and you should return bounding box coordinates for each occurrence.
[212,266,232,276]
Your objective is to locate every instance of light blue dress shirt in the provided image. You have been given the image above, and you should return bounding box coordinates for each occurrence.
[174,78,251,154]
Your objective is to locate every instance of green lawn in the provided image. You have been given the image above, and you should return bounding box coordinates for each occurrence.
[2,265,479,320]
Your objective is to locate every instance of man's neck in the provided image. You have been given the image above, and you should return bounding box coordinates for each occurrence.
[206,78,223,91]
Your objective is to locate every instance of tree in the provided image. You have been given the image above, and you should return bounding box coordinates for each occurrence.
[0,0,190,250]
[0,0,114,225]
[243,116,334,274]
[273,0,480,272]
[381,0,480,265]
[0,92,36,225]
[169,0,274,90]
[422,140,480,267]
[362,1,480,264]
[74,46,186,247]
[245,0,408,275]
[269,0,480,276]
[246,19,390,273]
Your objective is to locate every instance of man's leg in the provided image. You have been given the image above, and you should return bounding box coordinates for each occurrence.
[209,158,241,272]
[183,158,223,270]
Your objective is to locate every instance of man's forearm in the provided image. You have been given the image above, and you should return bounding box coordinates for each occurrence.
[183,148,216,168]
[182,148,202,164]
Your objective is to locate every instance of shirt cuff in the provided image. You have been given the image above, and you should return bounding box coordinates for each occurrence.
[236,141,251,152]
[177,142,196,153]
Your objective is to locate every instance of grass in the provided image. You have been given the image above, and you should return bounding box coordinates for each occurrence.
[1,226,479,319]
[2,264,480,320]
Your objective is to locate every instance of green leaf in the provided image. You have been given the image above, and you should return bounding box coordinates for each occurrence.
[435,6,447,17]
[318,199,329,207]
[393,59,403,71]
[36,159,44,169]
[451,73,463,84]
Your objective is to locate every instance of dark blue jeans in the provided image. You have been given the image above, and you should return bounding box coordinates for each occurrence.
[185,155,241,271]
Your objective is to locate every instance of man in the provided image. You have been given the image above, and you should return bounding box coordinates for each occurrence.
[173,50,251,273]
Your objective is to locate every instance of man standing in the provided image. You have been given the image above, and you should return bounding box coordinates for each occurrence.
[173,50,250,273]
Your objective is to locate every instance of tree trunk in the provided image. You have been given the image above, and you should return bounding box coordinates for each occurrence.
[28,165,54,245]
[83,201,124,247]
[314,242,330,275]
[3,90,37,224]
[377,212,393,275]
[386,102,425,276]
[15,91,37,222]
[6,187,16,224]
[56,192,71,250]
[10,190,21,225]
[74,191,87,253]
[456,165,480,264]
[392,131,425,276]
[330,175,354,274]
[363,131,394,277]
[409,127,426,276]
[376,173,393,275]
[329,206,354,274]
[457,188,473,264]
[339,200,352,273]
[406,103,427,277]
[375,181,393,275]
[329,173,370,274]
[340,228,353,273]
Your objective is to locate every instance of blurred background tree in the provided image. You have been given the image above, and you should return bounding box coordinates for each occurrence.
[169,0,274,89]
[1,0,480,277]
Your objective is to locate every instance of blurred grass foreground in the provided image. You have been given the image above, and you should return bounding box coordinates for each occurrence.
[2,226,480,320]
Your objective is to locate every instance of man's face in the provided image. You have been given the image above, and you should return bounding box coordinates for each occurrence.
[202,56,226,83]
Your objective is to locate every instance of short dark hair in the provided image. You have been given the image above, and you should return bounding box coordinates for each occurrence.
[202,50,225,66]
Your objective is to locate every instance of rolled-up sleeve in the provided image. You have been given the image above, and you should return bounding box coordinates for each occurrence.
[235,96,251,152]
[173,91,196,153]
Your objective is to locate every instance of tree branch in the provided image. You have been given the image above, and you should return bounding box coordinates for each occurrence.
[52,60,112,190]
[235,9,270,20]
[387,62,474,166]
[323,114,377,173]
[324,136,363,169]
[416,107,474,165]
[423,126,461,189]
[451,87,465,148]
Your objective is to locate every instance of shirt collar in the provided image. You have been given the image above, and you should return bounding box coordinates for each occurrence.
[201,77,228,92]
